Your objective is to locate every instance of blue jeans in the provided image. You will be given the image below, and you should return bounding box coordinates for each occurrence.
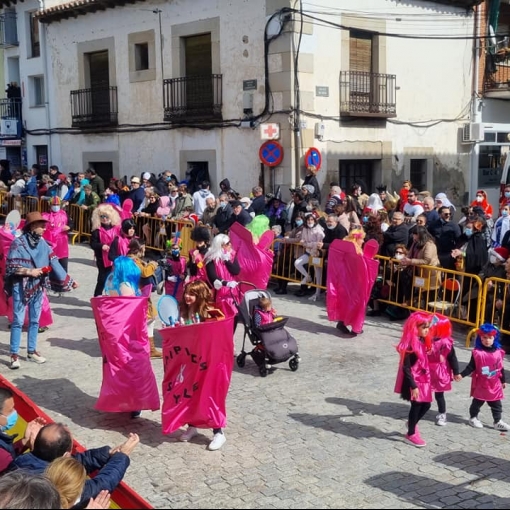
[10,282,43,355]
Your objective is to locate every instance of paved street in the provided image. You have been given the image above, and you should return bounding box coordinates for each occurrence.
[0,244,509,509]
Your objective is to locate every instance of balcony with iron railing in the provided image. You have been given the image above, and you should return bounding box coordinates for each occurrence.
[0,11,18,48]
[0,97,22,138]
[340,71,396,118]
[163,74,222,122]
[484,51,510,98]
[70,86,118,128]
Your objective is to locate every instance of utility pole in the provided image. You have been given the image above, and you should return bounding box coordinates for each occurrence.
[153,8,165,104]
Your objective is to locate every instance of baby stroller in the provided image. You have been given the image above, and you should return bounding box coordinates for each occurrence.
[235,288,300,377]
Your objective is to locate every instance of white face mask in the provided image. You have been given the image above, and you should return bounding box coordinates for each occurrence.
[490,255,499,265]
[395,253,404,260]
[476,196,483,202]
[51,206,60,212]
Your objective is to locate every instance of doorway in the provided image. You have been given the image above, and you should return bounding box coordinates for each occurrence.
[186,161,210,194]
[87,50,110,121]
[89,161,113,184]
[184,34,213,112]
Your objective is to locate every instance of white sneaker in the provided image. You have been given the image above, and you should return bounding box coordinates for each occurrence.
[435,413,447,426]
[494,420,510,431]
[179,426,198,442]
[9,355,20,370]
[27,351,46,364]
[469,416,484,429]
[208,432,226,451]
[300,275,311,285]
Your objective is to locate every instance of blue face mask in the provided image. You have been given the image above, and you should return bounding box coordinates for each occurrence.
[1,410,17,432]
[503,210,509,217]
[219,202,227,208]
[171,250,180,257]
[464,228,473,237]
[295,220,303,227]
[505,192,510,199]
[363,216,369,223]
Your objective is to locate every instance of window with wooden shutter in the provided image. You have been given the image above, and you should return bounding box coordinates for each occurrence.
[349,31,372,95]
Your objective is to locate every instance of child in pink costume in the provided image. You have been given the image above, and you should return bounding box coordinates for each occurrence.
[252,296,277,327]
[428,314,459,427]
[394,311,433,448]
[455,323,510,431]
[163,241,187,301]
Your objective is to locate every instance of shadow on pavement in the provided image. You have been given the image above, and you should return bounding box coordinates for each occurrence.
[50,307,94,319]
[365,471,510,509]
[324,397,468,426]
[46,336,101,358]
[434,451,510,482]
[285,316,338,336]
[68,257,96,267]
[47,295,92,308]
[288,412,402,442]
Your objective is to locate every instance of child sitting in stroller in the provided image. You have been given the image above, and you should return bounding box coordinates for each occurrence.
[252,296,277,327]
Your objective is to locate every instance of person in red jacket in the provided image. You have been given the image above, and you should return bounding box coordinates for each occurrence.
[470,189,493,219]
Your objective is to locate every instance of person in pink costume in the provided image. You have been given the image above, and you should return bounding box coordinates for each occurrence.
[252,296,277,327]
[108,218,137,262]
[455,323,510,431]
[163,240,187,300]
[205,233,241,319]
[90,204,121,297]
[427,314,459,427]
[394,311,433,448]
[187,226,210,283]
[42,196,71,272]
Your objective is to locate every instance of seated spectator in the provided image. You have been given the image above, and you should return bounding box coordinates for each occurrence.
[45,456,111,509]
[0,388,46,474]
[14,423,139,503]
[0,471,61,509]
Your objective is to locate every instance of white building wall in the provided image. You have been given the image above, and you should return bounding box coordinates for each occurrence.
[40,0,476,201]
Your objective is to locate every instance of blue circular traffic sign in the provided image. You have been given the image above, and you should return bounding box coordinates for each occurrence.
[259,141,284,167]
[305,147,322,170]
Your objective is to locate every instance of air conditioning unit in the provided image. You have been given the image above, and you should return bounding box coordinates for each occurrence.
[461,122,484,143]
[0,119,17,136]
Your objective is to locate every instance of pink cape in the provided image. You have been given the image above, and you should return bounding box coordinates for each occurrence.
[229,223,274,289]
[0,228,53,327]
[326,239,379,333]
[91,296,160,413]
[159,317,235,433]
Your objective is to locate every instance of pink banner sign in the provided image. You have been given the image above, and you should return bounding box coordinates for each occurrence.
[91,296,160,413]
[159,317,235,434]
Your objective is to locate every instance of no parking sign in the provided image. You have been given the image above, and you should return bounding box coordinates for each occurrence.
[259,141,284,167]
[304,147,322,171]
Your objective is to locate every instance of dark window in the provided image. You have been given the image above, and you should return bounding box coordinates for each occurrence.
[35,145,48,173]
[338,159,374,195]
[410,159,427,192]
[89,162,113,183]
[134,42,149,71]
[29,12,39,58]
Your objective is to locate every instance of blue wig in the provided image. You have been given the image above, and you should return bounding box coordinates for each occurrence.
[474,323,501,349]
[110,256,141,296]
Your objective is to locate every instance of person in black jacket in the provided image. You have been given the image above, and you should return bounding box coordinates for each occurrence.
[302,165,321,203]
[249,186,266,216]
[381,211,409,257]
[290,191,308,228]
[428,206,461,269]
[213,194,233,234]
[229,200,252,228]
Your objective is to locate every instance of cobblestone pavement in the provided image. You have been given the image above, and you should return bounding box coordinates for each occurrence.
[1,244,509,509]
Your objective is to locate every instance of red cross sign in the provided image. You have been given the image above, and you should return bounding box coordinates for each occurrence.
[260,123,280,140]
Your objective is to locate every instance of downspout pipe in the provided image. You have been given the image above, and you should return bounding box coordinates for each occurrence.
[39,0,52,164]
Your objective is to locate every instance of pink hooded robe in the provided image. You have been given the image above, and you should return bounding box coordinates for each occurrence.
[394,342,433,403]
[159,317,235,433]
[42,210,69,259]
[470,348,505,401]
[428,337,454,393]
[91,295,160,413]
[326,239,379,334]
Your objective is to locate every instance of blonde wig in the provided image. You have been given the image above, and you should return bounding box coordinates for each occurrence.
[91,203,121,231]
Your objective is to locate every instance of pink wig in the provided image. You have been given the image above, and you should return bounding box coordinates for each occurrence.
[396,311,433,361]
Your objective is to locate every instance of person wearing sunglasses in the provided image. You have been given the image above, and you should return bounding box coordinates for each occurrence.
[428,206,461,270]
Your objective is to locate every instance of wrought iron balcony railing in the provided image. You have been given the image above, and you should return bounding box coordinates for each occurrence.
[70,86,118,128]
[340,71,396,118]
[0,11,18,47]
[0,98,22,138]
[163,74,222,122]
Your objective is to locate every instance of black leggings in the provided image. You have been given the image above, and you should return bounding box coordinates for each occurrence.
[469,398,503,423]
[408,401,431,435]
[94,266,112,297]
[435,392,446,414]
